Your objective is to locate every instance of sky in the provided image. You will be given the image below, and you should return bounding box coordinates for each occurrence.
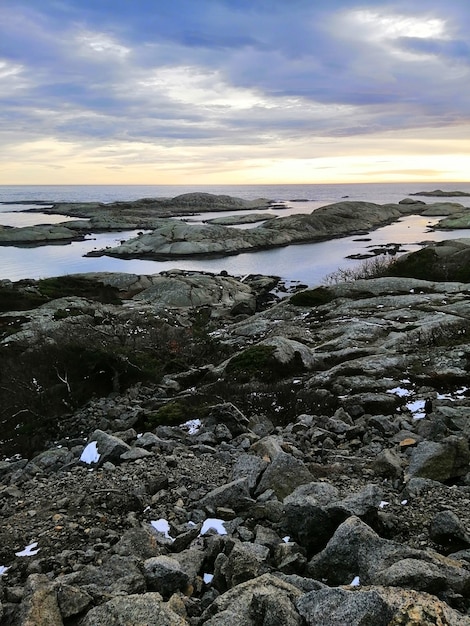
[1,0,469,185]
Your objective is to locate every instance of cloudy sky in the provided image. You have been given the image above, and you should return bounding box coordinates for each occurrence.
[1,0,469,185]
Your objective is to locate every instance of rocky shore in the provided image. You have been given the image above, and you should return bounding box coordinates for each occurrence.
[2,192,470,252]
[1,239,470,624]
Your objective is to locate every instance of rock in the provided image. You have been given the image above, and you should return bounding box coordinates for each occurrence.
[326,483,383,527]
[19,574,63,626]
[81,430,131,467]
[58,555,146,600]
[199,478,254,513]
[255,451,313,499]
[113,527,163,559]
[87,201,419,260]
[375,558,447,594]
[407,436,470,482]
[0,223,84,245]
[79,592,187,625]
[201,573,303,625]
[296,587,393,626]
[143,555,190,599]
[282,482,339,555]
[215,541,270,588]
[377,586,470,625]
[28,448,73,473]
[231,454,268,491]
[429,510,470,553]
[373,448,404,478]
[55,583,92,619]
[131,271,256,313]
[410,190,470,197]
[308,516,470,598]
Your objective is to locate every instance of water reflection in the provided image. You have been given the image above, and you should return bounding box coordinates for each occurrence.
[2,215,470,285]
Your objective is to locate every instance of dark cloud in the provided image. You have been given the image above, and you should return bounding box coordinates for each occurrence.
[0,0,469,161]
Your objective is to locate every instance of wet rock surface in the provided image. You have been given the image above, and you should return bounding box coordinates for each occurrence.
[1,253,470,623]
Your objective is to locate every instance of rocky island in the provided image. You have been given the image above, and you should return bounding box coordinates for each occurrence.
[1,193,469,254]
[1,238,470,624]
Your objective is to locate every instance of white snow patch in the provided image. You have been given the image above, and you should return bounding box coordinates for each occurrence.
[379,501,389,508]
[437,386,468,401]
[80,441,100,464]
[282,536,291,543]
[406,399,426,420]
[0,565,10,576]
[200,518,227,536]
[350,576,361,587]
[401,499,408,505]
[203,573,214,584]
[387,386,412,397]
[180,419,202,435]
[151,519,174,542]
[15,542,40,557]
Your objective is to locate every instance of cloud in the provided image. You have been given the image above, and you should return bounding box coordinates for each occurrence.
[0,0,469,183]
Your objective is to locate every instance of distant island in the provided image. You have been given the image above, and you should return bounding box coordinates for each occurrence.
[410,189,470,197]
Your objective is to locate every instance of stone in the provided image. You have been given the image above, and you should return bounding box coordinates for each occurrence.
[58,555,146,600]
[113,527,162,559]
[201,573,303,625]
[407,436,470,482]
[326,483,383,527]
[231,454,268,491]
[373,448,404,478]
[143,555,190,599]
[199,478,254,512]
[282,482,339,555]
[375,558,447,594]
[79,592,187,625]
[55,584,92,619]
[216,541,270,588]
[296,587,392,626]
[82,430,131,467]
[429,510,470,553]
[307,516,470,597]
[255,451,313,500]
[19,574,63,626]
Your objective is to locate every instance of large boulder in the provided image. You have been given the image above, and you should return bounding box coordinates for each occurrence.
[132,270,256,313]
[308,517,470,598]
[80,430,131,467]
[201,573,303,625]
[406,436,470,482]
[296,587,392,626]
[79,592,187,625]
[255,451,313,500]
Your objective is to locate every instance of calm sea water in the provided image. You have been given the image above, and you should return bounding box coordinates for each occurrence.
[1,183,470,285]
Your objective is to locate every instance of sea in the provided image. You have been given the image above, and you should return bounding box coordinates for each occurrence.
[1,182,470,286]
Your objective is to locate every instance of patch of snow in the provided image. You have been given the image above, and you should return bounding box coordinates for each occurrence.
[180,419,202,435]
[80,441,100,464]
[15,542,40,557]
[151,519,174,542]
[387,386,412,398]
[406,399,426,420]
[401,499,408,505]
[0,565,10,576]
[282,536,291,543]
[350,575,361,587]
[203,573,214,584]
[200,518,227,536]
[379,501,389,508]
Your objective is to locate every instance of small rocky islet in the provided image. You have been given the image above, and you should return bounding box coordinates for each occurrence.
[1,191,470,253]
[1,194,470,624]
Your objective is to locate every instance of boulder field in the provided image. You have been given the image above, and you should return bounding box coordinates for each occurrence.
[1,246,470,624]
